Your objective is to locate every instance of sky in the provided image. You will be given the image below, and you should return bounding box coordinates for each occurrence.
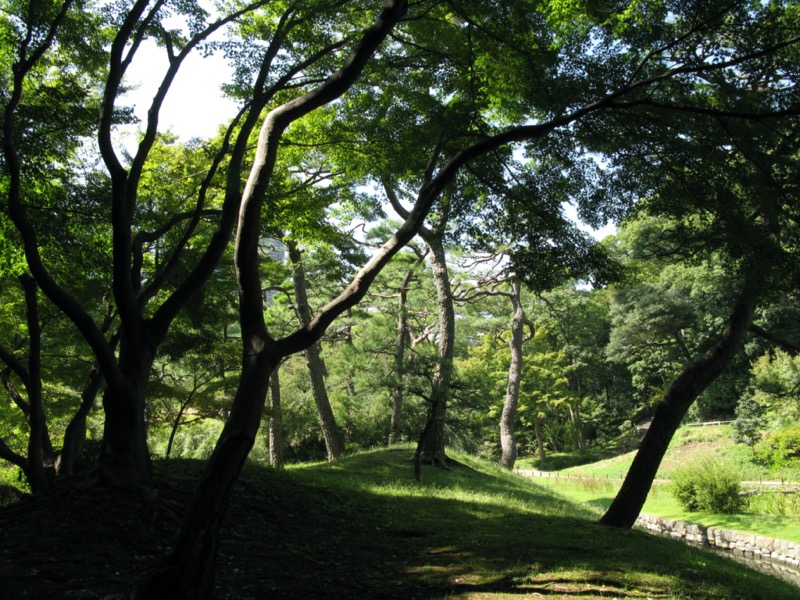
[121,39,239,144]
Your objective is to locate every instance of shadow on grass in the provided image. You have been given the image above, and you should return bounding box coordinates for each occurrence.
[0,449,796,599]
[218,449,798,599]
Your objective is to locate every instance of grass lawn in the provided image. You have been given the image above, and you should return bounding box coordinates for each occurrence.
[530,425,800,482]
[529,475,800,543]
[516,424,800,543]
[2,446,799,598]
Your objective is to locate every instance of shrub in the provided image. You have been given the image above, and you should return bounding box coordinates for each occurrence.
[670,460,743,513]
[753,426,800,470]
[744,490,800,518]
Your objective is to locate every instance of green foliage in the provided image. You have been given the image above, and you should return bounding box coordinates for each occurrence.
[604,217,758,420]
[732,394,766,448]
[753,426,800,470]
[670,460,743,514]
[744,490,800,519]
[749,350,800,426]
[149,419,224,460]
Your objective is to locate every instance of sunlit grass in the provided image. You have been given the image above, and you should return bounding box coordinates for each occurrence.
[266,447,800,598]
[545,424,800,482]
[530,473,800,542]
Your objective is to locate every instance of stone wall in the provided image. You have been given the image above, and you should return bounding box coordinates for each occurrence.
[635,514,800,586]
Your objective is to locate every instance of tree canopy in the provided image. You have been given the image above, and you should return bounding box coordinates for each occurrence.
[1,0,799,597]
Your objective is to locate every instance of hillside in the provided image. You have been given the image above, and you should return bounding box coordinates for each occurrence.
[1,448,798,599]
[531,424,799,482]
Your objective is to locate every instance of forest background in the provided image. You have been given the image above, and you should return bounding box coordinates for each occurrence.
[1,0,799,597]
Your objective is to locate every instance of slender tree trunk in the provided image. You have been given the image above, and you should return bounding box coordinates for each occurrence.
[268,367,283,468]
[414,236,454,471]
[390,269,413,444]
[0,275,64,490]
[500,280,524,469]
[287,240,345,460]
[20,274,48,491]
[306,342,344,459]
[600,266,765,528]
[166,387,200,459]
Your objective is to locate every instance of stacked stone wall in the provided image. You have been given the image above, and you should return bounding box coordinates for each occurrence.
[636,514,800,586]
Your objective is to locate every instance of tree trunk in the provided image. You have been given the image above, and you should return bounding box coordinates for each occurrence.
[306,342,345,460]
[568,400,586,452]
[600,267,765,528]
[268,367,283,468]
[99,385,153,489]
[287,240,345,460]
[383,183,455,470]
[534,416,546,462]
[98,338,155,490]
[414,235,454,470]
[134,342,278,600]
[166,386,200,459]
[134,5,411,595]
[500,280,524,469]
[0,275,62,490]
[390,268,414,444]
[20,274,49,491]
[55,364,103,475]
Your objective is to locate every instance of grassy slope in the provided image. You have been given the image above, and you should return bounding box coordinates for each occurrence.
[564,425,782,480]
[518,425,800,543]
[227,448,798,599]
[516,425,792,480]
[3,446,799,598]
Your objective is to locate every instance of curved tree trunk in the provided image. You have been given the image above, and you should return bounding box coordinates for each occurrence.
[134,4,410,596]
[135,343,278,600]
[287,240,345,460]
[600,266,765,528]
[500,280,524,469]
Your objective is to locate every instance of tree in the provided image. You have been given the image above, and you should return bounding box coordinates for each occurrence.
[286,239,345,460]
[604,217,756,420]
[167,0,799,590]
[4,0,300,488]
[267,366,284,467]
[385,183,459,474]
[499,280,526,468]
[383,242,429,444]
[138,3,413,596]
[5,1,799,596]
[597,34,800,527]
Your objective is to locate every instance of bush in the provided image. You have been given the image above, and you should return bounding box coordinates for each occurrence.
[671,460,743,513]
[753,426,800,470]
